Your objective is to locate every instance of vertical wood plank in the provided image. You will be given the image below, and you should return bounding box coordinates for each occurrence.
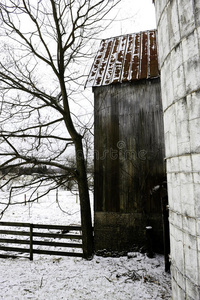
[29,224,33,261]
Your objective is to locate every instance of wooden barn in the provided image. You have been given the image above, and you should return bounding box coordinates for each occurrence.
[86,30,166,253]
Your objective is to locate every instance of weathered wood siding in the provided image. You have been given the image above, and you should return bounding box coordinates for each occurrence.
[93,79,166,252]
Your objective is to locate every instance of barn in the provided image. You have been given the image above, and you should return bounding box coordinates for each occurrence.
[86,30,166,253]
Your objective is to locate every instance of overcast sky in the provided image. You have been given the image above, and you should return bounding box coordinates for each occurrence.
[103,0,156,39]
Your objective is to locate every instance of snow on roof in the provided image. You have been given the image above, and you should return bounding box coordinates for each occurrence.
[86,30,159,87]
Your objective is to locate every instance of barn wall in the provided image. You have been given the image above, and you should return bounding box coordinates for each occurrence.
[93,79,166,252]
[154,0,200,299]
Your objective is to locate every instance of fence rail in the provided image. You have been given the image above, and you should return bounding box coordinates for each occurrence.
[0,221,83,260]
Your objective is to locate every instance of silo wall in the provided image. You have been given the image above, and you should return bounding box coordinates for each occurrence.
[154,0,200,299]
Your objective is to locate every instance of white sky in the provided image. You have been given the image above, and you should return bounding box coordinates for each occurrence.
[103,0,156,39]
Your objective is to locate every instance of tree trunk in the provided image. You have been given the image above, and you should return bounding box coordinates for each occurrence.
[75,137,94,259]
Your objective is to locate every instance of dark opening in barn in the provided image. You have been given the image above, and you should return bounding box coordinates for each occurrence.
[86,30,166,254]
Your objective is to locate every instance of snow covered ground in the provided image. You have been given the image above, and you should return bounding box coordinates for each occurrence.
[0,188,171,299]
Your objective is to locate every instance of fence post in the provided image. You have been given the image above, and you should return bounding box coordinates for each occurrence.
[146,226,154,258]
[56,189,58,203]
[30,224,33,261]
[162,195,170,272]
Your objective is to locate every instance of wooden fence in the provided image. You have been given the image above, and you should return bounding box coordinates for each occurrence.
[0,221,83,260]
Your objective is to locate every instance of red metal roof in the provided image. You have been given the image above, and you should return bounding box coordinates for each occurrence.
[86,30,159,87]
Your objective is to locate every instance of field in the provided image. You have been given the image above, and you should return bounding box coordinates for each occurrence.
[0,187,171,299]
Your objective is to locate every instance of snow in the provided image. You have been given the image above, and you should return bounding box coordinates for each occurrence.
[0,188,171,300]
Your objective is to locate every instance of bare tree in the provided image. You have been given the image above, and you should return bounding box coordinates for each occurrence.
[0,0,120,258]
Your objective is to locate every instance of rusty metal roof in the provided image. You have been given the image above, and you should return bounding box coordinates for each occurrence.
[86,30,159,87]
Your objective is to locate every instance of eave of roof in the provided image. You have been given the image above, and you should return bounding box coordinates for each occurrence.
[86,29,159,88]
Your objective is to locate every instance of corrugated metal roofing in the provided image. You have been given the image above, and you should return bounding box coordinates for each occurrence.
[86,30,159,87]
